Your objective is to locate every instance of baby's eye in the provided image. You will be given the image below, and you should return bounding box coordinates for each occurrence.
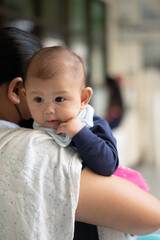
[35,97,43,103]
[55,97,64,102]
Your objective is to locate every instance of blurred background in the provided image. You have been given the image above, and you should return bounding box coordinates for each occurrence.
[1,0,160,198]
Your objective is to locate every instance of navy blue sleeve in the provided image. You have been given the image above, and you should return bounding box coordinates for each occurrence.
[72,115,119,176]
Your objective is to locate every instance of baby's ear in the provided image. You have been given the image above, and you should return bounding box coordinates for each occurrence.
[80,87,93,110]
[8,77,23,104]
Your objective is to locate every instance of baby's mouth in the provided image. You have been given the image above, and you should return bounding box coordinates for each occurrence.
[47,119,59,123]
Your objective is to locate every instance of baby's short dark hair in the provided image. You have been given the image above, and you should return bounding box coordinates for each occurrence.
[25,46,86,87]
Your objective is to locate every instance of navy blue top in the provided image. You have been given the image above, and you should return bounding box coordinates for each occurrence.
[72,114,119,176]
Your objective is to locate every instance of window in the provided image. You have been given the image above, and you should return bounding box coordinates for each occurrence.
[0,0,106,86]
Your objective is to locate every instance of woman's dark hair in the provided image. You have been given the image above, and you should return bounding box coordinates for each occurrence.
[0,27,42,85]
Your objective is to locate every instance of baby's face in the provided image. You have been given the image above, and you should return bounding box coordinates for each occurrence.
[24,71,84,128]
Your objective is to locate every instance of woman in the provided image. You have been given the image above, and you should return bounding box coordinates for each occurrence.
[0,27,160,239]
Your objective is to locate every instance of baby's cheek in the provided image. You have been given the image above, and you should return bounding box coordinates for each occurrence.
[61,110,75,121]
[32,111,40,122]
[70,107,80,118]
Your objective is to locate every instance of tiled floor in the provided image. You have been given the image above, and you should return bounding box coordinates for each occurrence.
[135,163,160,235]
[135,163,160,199]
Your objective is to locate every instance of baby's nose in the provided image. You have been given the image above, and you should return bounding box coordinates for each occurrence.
[44,105,55,114]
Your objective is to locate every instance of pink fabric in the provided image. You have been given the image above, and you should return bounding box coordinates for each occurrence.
[114,165,150,192]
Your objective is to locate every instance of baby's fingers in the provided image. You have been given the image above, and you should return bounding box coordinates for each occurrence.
[56,123,66,134]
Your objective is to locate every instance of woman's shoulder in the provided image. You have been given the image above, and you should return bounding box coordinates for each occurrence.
[0,127,55,149]
[0,126,81,167]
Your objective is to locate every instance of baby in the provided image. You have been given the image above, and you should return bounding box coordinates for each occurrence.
[24,46,119,176]
[23,46,149,240]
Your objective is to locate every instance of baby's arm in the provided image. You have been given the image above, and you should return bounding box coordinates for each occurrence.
[72,115,119,176]
[56,118,85,138]
[56,115,119,176]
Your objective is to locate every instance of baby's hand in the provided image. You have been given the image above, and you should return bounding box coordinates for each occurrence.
[56,118,85,138]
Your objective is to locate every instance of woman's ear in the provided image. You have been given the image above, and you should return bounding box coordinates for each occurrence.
[21,88,26,97]
[80,87,93,110]
[8,77,23,104]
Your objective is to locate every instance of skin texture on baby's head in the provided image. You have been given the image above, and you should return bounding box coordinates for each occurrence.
[25,46,86,90]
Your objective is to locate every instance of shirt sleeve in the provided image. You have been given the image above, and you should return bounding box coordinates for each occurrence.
[72,114,119,176]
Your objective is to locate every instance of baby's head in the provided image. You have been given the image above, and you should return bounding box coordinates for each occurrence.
[25,46,86,88]
[24,46,93,128]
